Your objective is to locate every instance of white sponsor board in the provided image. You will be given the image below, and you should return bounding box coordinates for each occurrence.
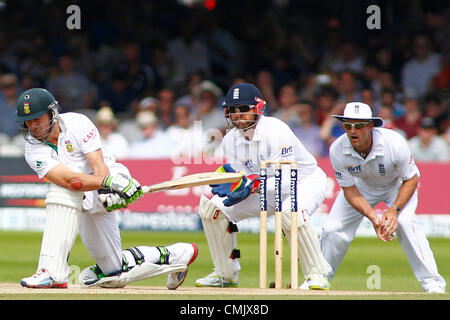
[1,208,450,238]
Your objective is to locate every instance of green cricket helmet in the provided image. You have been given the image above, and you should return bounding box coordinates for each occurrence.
[16,88,59,143]
[15,88,59,122]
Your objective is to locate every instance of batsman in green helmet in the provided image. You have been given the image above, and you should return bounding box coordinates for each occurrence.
[16,88,60,144]
[16,88,197,290]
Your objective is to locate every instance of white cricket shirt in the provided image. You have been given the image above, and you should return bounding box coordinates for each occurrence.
[222,115,317,179]
[25,112,116,178]
[330,127,419,195]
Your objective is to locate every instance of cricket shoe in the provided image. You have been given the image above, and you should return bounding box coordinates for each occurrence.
[299,274,330,291]
[423,281,445,294]
[195,270,239,288]
[20,269,68,289]
[166,243,199,290]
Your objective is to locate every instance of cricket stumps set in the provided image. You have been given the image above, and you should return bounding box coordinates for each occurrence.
[259,160,299,289]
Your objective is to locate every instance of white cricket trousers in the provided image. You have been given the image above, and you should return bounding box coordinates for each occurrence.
[320,189,446,288]
[79,211,122,276]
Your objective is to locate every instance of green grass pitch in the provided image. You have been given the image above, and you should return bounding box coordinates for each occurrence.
[0,230,449,299]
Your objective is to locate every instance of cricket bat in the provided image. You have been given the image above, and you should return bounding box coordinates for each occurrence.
[141,171,243,194]
[99,171,243,202]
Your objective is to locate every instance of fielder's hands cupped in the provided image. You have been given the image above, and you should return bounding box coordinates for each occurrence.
[381,208,398,240]
[369,214,394,242]
[102,173,143,203]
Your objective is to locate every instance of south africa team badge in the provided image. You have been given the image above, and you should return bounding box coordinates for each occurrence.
[65,140,74,152]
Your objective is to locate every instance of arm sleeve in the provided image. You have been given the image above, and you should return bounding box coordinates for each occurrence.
[394,135,419,180]
[25,144,60,179]
[77,115,102,155]
[330,149,355,187]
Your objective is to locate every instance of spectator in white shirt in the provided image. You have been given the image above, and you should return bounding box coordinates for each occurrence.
[401,34,441,98]
[127,111,172,159]
[408,117,449,162]
[95,106,129,160]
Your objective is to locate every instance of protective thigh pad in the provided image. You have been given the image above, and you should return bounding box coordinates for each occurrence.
[38,184,83,282]
[199,195,237,280]
[282,211,330,277]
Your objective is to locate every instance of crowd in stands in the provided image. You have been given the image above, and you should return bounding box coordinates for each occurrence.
[0,0,448,162]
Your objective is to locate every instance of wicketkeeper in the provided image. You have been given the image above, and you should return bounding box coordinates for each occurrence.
[196,83,331,290]
[16,88,198,289]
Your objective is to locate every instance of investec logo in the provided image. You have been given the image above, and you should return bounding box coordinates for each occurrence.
[290,169,297,212]
[274,169,281,211]
[259,168,267,211]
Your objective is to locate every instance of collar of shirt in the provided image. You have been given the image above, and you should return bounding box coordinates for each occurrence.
[342,128,385,160]
[234,115,265,145]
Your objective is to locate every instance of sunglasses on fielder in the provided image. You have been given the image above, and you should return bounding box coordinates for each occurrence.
[227,105,253,113]
[342,121,370,130]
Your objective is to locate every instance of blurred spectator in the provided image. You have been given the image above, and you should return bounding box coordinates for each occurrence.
[114,42,156,99]
[374,46,402,85]
[360,88,377,111]
[167,104,203,161]
[157,88,176,129]
[319,102,346,152]
[328,41,365,75]
[167,19,210,79]
[291,103,327,158]
[377,105,406,138]
[255,70,277,115]
[318,31,342,73]
[191,80,225,132]
[152,45,185,92]
[337,70,361,103]
[94,106,129,160]
[0,74,22,138]
[46,55,96,112]
[97,70,135,115]
[174,72,205,110]
[272,83,301,128]
[423,93,448,134]
[117,96,160,144]
[394,88,423,139]
[127,111,172,159]
[430,53,450,92]
[313,85,339,126]
[373,88,405,118]
[401,34,441,98]
[361,59,382,98]
[408,117,449,162]
[199,12,240,88]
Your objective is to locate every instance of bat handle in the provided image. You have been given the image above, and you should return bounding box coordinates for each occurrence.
[141,186,151,194]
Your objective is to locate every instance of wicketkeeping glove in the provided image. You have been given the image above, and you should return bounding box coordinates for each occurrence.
[222,174,259,207]
[102,173,143,203]
[210,164,260,207]
[98,189,128,212]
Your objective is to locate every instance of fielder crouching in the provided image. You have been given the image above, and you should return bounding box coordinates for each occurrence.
[16,88,198,289]
[195,83,331,290]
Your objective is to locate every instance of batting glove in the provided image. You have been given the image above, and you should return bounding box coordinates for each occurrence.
[98,189,128,212]
[102,173,143,203]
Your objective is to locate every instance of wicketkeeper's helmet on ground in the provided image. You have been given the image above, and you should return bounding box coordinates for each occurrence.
[15,88,59,143]
[222,83,266,130]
